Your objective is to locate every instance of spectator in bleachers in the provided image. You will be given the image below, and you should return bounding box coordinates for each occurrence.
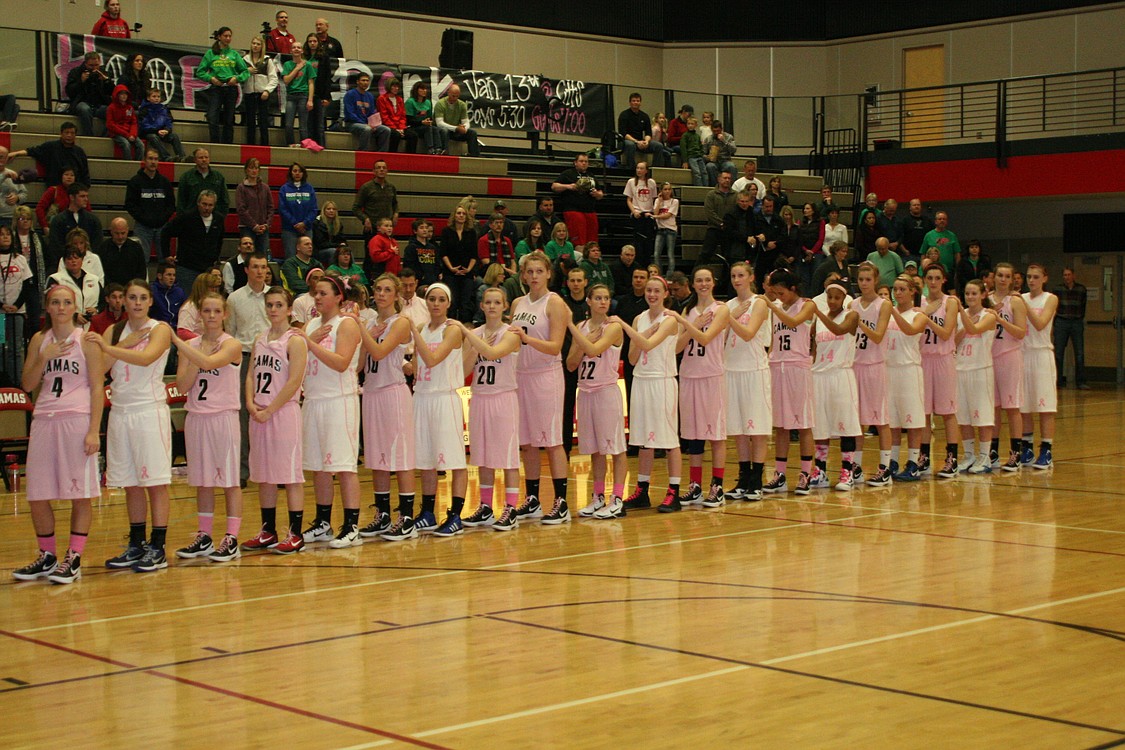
[666,104,692,162]
[36,167,76,232]
[89,282,126,334]
[225,250,268,482]
[514,218,546,265]
[13,207,46,328]
[754,197,783,282]
[618,92,654,169]
[197,27,250,144]
[732,160,765,199]
[125,149,175,260]
[65,52,113,136]
[610,243,640,293]
[278,162,317,260]
[702,120,737,186]
[310,18,344,133]
[162,190,225,293]
[954,239,991,298]
[580,241,613,292]
[545,222,576,264]
[93,218,145,287]
[343,72,379,152]
[867,237,904,288]
[92,0,131,37]
[667,271,695,314]
[235,157,273,257]
[48,247,101,324]
[458,196,486,238]
[303,35,327,145]
[47,184,101,270]
[177,148,229,220]
[138,88,186,162]
[855,209,879,259]
[0,224,34,381]
[525,196,559,237]
[478,212,517,278]
[440,204,478,322]
[901,198,933,261]
[493,200,519,248]
[680,116,705,187]
[552,153,604,247]
[816,184,836,219]
[290,267,322,324]
[313,201,345,265]
[404,220,439,288]
[222,236,256,295]
[624,161,657,265]
[0,92,17,131]
[280,235,323,295]
[365,217,401,279]
[1054,267,1088,389]
[176,273,215,338]
[652,182,679,276]
[701,171,736,264]
[242,36,279,147]
[0,147,26,228]
[777,204,799,269]
[398,267,429,329]
[265,9,295,54]
[811,240,851,298]
[9,122,89,188]
[922,210,961,275]
[105,84,142,161]
[822,206,847,252]
[876,198,905,257]
[724,189,760,267]
[150,261,184,339]
[435,84,481,157]
[698,111,714,144]
[858,192,880,227]
[60,227,104,280]
[797,202,826,294]
[327,242,367,288]
[651,112,673,167]
[406,80,446,155]
[375,77,407,153]
[765,175,788,211]
[353,160,398,243]
[116,54,150,110]
[281,41,314,147]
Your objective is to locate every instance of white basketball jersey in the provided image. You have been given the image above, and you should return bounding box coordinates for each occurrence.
[812,309,855,373]
[955,313,997,372]
[415,320,463,394]
[303,315,360,401]
[1022,292,1055,350]
[631,309,677,379]
[725,296,769,372]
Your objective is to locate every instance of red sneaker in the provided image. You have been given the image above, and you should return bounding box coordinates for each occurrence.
[273,533,305,555]
[241,526,279,551]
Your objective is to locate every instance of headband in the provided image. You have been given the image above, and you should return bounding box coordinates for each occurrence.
[305,267,324,285]
[826,281,848,294]
[45,284,77,303]
[648,274,669,291]
[427,282,452,300]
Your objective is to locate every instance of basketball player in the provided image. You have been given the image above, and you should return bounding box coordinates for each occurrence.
[811,282,862,490]
[851,262,894,486]
[724,262,771,501]
[886,275,928,481]
[1021,264,1058,469]
[919,264,962,478]
[955,280,997,473]
[987,263,1028,470]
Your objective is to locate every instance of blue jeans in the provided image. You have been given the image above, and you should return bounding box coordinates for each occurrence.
[654,228,677,274]
[242,92,271,146]
[705,160,737,186]
[1053,317,1086,386]
[412,124,447,153]
[240,226,270,256]
[143,131,185,161]
[133,223,163,261]
[176,266,201,296]
[449,128,480,157]
[688,156,707,186]
[284,93,310,144]
[112,135,142,161]
[69,102,107,136]
[206,85,239,143]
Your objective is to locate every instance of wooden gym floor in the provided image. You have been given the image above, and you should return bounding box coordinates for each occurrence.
[1,387,1123,749]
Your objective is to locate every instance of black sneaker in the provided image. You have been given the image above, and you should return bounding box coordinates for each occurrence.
[12,550,57,581]
[105,544,146,569]
[132,546,168,573]
[936,455,960,479]
[381,515,418,541]
[492,505,518,532]
[359,512,392,538]
[207,534,241,562]
[541,498,570,525]
[677,483,703,506]
[622,486,651,510]
[48,551,81,584]
[515,495,542,519]
[462,505,495,527]
[176,532,214,559]
[701,483,725,507]
[657,488,681,513]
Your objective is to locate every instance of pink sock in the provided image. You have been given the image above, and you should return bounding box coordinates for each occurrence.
[775,460,787,475]
[815,444,828,461]
[801,459,813,475]
[481,485,494,508]
[198,512,214,536]
[593,480,605,496]
[37,535,56,555]
[226,516,241,536]
[842,451,854,467]
[505,488,519,507]
[689,466,702,485]
[69,533,88,555]
[612,483,624,499]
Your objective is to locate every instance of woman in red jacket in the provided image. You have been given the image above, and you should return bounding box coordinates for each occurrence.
[376,78,407,154]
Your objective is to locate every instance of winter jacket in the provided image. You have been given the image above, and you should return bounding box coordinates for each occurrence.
[138,101,174,135]
[241,54,279,96]
[277,181,318,233]
[343,88,376,125]
[65,64,113,108]
[236,181,274,230]
[105,84,138,139]
[376,93,406,130]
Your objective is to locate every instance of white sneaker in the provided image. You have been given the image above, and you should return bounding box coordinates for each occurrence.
[328,524,363,548]
[593,497,626,519]
[579,493,606,518]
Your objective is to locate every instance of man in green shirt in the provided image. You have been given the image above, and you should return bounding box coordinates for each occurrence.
[921,210,961,275]
[866,237,905,287]
[280,235,323,294]
[177,147,229,218]
[434,84,480,157]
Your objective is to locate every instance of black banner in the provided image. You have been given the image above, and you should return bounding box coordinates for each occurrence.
[51,34,610,139]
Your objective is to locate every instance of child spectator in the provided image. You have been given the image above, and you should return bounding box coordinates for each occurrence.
[138,88,186,161]
[681,117,705,187]
[652,182,680,274]
[403,218,439,287]
[105,84,141,161]
[477,212,516,277]
[366,217,402,278]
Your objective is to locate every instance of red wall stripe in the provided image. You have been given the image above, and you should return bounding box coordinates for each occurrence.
[240,145,271,166]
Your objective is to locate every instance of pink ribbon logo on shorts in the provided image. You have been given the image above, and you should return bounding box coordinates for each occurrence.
[325,453,333,465]
[647,431,655,443]
[70,478,80,493]
[380,452,386,466]
[746,419,755,430]
[437,452,446,467]
[140,466,149,480]
[215,468,224,482]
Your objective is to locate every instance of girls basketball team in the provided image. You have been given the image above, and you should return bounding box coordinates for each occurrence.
[11,256,1060,581]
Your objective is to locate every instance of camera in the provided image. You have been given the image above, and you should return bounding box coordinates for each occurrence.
[261,21,272,34]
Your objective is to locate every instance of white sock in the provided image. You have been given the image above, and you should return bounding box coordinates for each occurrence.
[963,439,975,457]
[908,448,920,464]
[853,450,864,470]
[879,449,892,469]
[891,444,901,463]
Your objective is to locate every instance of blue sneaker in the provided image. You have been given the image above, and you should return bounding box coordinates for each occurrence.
[1032,447,1053,470]
[414,511,438,534]
[889,459,899,476]
[432,511,464,537]
[1019,446,1035,466]
[894,461,921,482]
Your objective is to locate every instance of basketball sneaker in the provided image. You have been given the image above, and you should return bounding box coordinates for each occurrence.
[622,486,651,510]
[328,524,362,548]
[937,455,960,478]
[302,520,334,544]
[208,534,241,562]
[795,471,812,495]
[834,468,854,491]
[579,494,606,518]
[809,469,831,490]
[701,483,725,507]
[761,472,788,494]
[851,466,865,485]
[678,483,703,506]
[867,466,893,486]
[1019,445,1035,466]
[889,459,900,475]
[989,449,1001,469]
[1001,452,1021,472]
[273,533,305,554]
[414,511,438,535]
[132,546,167,573]
[176,532,214,559]
[657,487,681,513]
[917,454,932,476]
[105,543,146,569]
[894,461,921,482]
[359,512,392,538]
[47,551,80,584]
[492,505,518,531]
[1032,447,1053,470]
[541,498,571,525]
[594,497,626,519]
[432,511,464,537]
[463,505,495,527]
[515,495,542,519]
[381,516,417,541]
[242,526,279,551]
[12,550,57,581]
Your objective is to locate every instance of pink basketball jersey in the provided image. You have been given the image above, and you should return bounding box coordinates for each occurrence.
[852,296,887,365]
[187,333,241,414]
[512,291,559,373]
[991,295,1021,357]
[680,301,724,378]
[770,298,812,365]
[362,313,407,392]
[251,328,299,409]
[920,295,956,356]
[34,328,90,416]
[576,320,621,392]
[470,324,519,395]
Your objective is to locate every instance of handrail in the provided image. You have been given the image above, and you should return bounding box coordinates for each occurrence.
[867,65,1125,98]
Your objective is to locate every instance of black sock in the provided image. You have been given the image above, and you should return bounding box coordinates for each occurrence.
[150,526,167,549]
[451,496,465,515]
[816,458,827,472]
[288,510,304,536]
[129,522,146,548]
[1040,440,1052,452]
[751,462,765,490]
[843,460,853,471]
[1022,438,1033,453]
[343,508,360,529]
[991,438,1001,454]
[526,479,540,498]
[315,503,332,525]
[946,443,958,458]
[738,460,751,487]
[921,443,931,459]
[711,475,723,487]
[669,482,680,494]
[1010,438,1021,454]
[638,478,650,491]
[419,493,434,515]
[552,477,568,500]
[374,492,391,516]
[402,494,419,518]
[260,506,277,534]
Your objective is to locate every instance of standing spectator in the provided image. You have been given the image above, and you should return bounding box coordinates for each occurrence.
[732,159,766,198]
[552,153,604,247]
[492,200,519,248]
[89,282,127,334]
[0,146,27,228]
[9,122,89,187]
[666,104,692,159]
[92,0,131,37]
[698,111,714,144]
[138,88,186,161]
[797,202,825,294]
[610,244,641,292]
[855,209,880,259]
[93,217,146,287]
[877,198,905,256]
[650,112,673,167]
[277,162,318,259]
[406,80,445,154]
[0,225,33,383]
[823,206,848,251]
[343,72,380,151]
[265,9,295,54]
[65,53,113,136]
[365,217,400,279]
[280,235,322,294]
[579,242,613,292]
[225,252,270,485]
[754,197,784,282]
[281,41,314,147]
[47,184,102,270]
[312,201,345,265]
[623,161,657,266]
[866,237,905,287]
[162,190,225,294]
[125,149,175,260]
[242,36,278,147]
[309,18,344,131]
[353,160,398,243]
[922,210,961,275]
[222,236,257,294]
[765,175,789,211]
[680,116,705,186]
[116,54,150,107]
[700,171,736,264]
[13,206,47,331]
[236,157,273,257]
[105,84,142,161]
[702,120,737,186]
[150,260,185,327]
[1054,267,1088,389]
[196,27,249,144]
[303,35,327,145]
[376,77,407,153]
[177,148,229,219]
[440,204,479,322]
[810,241,851,300]
[901,198,934,261]
[954,239,991,297]
[618,92,654,169]
[434,84,480,156]
[403,219,440,288]
[59,227,104,280]
[723,189,760,267]
[36,168,78,232]
[652,184,680,275]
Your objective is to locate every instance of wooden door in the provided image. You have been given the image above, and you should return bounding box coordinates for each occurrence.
[903,45,945,146]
